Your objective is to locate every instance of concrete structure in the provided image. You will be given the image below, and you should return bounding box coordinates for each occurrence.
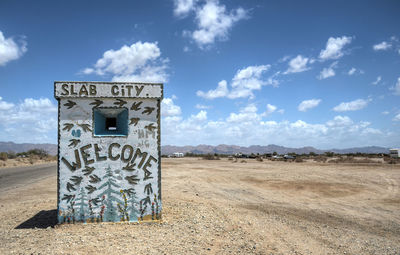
[389,148,400,158]
[54,81,162,223]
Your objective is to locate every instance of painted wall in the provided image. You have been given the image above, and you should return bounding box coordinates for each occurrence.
[55,82,162,224]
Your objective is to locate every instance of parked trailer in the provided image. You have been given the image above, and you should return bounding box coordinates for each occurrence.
[389,148,400,158]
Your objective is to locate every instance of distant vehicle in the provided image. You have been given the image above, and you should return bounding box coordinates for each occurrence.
[170,152,184,158]
[272,155,281,159]
[283,154,295,159]
[389,148,400,158]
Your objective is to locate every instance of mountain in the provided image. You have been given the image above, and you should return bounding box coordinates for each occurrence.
[0,142,391,156]
[0,141,57,155]
[161,144,390,155]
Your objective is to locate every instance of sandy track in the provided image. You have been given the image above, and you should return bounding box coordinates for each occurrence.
[0,158,399,254]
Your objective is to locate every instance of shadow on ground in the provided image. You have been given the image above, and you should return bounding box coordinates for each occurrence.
[15,209,57,229]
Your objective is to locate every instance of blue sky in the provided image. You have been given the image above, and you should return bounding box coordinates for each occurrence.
[0,0,399,149]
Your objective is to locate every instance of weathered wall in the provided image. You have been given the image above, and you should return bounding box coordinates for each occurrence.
[56,82,162,224]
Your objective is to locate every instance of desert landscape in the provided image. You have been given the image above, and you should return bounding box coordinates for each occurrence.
[0,157,399,254]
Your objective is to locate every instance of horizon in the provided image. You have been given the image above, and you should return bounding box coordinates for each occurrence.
[0,0,399,149]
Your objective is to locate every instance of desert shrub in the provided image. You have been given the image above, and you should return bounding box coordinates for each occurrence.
[240,160,247,163]
[313,156,327,163]
[329,157,378,164]
[256,157,263,162]
[0,152,8,161]
[202,154,220,160]
[295,158,303,163]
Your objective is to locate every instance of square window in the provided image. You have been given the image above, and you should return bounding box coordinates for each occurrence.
[93,108,128,136]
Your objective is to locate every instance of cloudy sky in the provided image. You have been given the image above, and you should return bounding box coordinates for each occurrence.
[0,0,399,149]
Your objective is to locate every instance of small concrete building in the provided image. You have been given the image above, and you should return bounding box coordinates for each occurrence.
[389,148,400,158]
[54,81,162,223]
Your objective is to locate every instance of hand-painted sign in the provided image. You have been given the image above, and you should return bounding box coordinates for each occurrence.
[55,81,163,224]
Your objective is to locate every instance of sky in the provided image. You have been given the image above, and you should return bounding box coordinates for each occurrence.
[0,0,399,149]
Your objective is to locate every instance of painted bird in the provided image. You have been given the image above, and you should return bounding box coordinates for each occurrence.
[89,99,103,107]
[85,185,97,194]
[68,139,81,147]
[64,100,76,109]
[66,182,76,192]
[125,175,140,185]
[142,106,155,115]
[70,176,83,185]
[77,123,92,132]
[82,166,95,175]
[144,183,153,195]
[89,174,101,183]
[62,194,75,203]
[63,123,74,131]
[129,118,140,126]
[145,123,157,132]
[114,98,127,107]
[122,162,136,172]
[130,101,142,111]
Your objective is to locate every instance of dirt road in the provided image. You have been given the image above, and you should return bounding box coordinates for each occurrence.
[0,158,399,254]
[0,163,56,192]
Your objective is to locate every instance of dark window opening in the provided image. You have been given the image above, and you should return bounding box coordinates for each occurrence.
[106,118,117,131]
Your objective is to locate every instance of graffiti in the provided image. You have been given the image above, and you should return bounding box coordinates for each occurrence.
[56,82,162,224]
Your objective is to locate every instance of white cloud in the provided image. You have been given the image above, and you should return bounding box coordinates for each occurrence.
[317,61,338,80]
[372,76,382,85]
[390,77,400,96]
[348,67,356,76]
[373,41,392,51]
[393,113,400,121]
[197,80,229,99]
[333,99,369,112]
[195,104,211,109]
[382,111,389,115]
[265,104,277,115]
[173,0,197,17]
[298,99,321,112]
[161,98,182,117]
[319,36,352,60]
[284,55,310,74]
[182,0,247,48]
[161,104,390,148]
[82,41,168,83]
[0,96,15,110]
[0,97,57,143]
[197,65,274,99]
[0,30,27,66]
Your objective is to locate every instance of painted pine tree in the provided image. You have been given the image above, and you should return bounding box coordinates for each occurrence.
[97,166,123,222]
[123,188,140,221]
[74,187,88,222]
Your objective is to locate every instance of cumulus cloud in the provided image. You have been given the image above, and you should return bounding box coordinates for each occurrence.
[390,77,400,95]
[372,76,382,85]
[173,0,197,17]
[161,102,388,148]
[265,104,277,115]
[317,61,338,80]
[0,30,27,66]
[161,98,182,117]
[348,67,356,76]
[333,99,369,112]
[0,97,57,143]
[197,65,275,99]
[284,55,310,74]
[319,36,352,61]
[82,41,168,83]
[373,41,392,51]
[298,99,321,112]
[393,113,400,121]
[178,0,247,48]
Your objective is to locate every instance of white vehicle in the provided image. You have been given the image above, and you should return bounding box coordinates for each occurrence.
[389,148,400,158]
[171,152,184,158]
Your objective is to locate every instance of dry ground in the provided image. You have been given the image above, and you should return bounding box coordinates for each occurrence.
[0,158,399,254]
[0,158,56,169]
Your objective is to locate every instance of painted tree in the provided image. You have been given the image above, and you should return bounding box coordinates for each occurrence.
[98,166,123,222]
[74,187,88,222]
[123,188,140,221]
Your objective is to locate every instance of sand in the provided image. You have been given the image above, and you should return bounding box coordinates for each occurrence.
[0,158,399,254]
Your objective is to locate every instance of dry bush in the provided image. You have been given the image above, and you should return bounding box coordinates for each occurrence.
[0,152,8,161]
[256,157,263,162]
[295,158,304,163]
[29,155,39,164]
[240,160,247,163]
[202,154,220,160]
[313,156,327,163]
[329,157,378,164]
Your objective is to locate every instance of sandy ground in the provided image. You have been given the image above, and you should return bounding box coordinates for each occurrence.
[0,158,399,255]
[0,158,56,169]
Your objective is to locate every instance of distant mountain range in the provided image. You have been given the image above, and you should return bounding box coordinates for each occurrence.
[0,141,391,156]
